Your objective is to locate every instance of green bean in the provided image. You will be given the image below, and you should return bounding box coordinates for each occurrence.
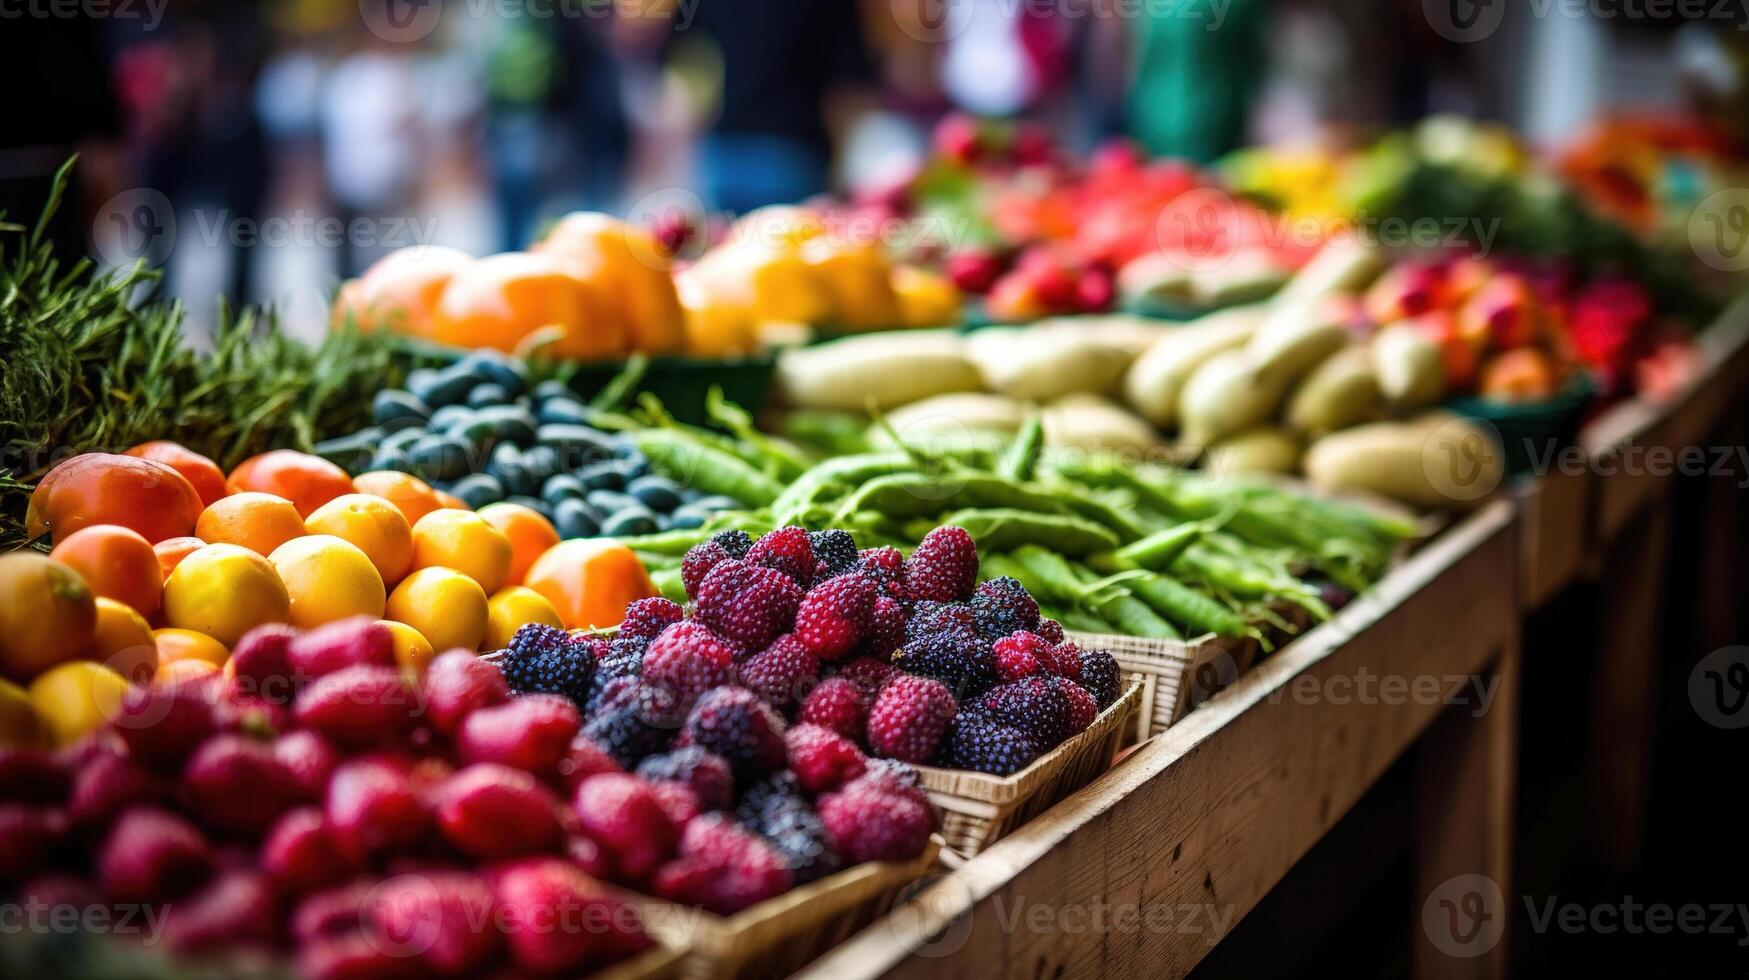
[650,566,687,603]
[1091,521,1208,574]
[1009,545,1085,605]
[632,550,681,571]
[612,528,716,556]
[939,508,1119,557]
[1121,573,1249,638]
[770,452,915,516]
[1014,546,1179,640]
[706,386,811,481]
[630,430,785,507]
[1053,607,1113,634]
[998,413,1044,482]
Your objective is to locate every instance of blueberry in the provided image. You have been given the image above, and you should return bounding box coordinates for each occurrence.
[553,498,601,539]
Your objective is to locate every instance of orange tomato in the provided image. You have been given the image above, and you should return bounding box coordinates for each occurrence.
[353,471,445,527]
[523,539,656,631]
[195,492,307,556]
[336,245,475,339]
[431,252,627,360]
[49,524,164,619]
[533,212,686,354]
[26,453,203,545]
[477,502,560,587]
[226,450,354,518]
[154,537,207,581]
[124,441,228,508]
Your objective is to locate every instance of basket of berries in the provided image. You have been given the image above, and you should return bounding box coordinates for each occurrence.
[1069,630,1254,740]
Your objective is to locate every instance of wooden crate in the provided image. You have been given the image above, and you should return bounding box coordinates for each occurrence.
[594,944,686,980]
[911,682,1140,858]
[633,838,940,980]
[1066,631,1228,740]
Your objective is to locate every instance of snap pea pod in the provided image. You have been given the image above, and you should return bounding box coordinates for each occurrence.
[1044,481,1151,544]
[1088,520,1209,574]
[1053,607,1114,634]
[650,566,687,603]
[938,508,1119,557]
[629,430,785,507]
[998,413,1045,482]
[1012,545,1180,640]
[612,527,717,556]
[706,386,811,481]
[770,452,915,516]
[1115,572,1250,639]
[633,551,681,571]
[833,473,1069,523]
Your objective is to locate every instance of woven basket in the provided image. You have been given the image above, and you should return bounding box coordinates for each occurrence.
[911,681,1141,859]
[634,838,941,980]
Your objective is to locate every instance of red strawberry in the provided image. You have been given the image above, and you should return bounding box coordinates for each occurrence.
[0,804,68,880]
[0,748,70,804]
[693,559,801,651]
[798,677,869,742]
[97,806,214,902]
[745,526,816,586]
[325,756,430,861]
[866,675,957,764]
[294,664,419,747]
[430,764,565,860]
[227,623,299,704]
[67,748,164,829]
[572,773,677,881]
[274,730,341,801]
[163,868,280,952]
[651,814,792,915]
[111,676,228,770]
[420,650,510,736]
[286,616,396,681]
[903,526,979,602]
[455,694,580,777]
[492,857,651,974]
[785,724,867,794]
[793,574,877,661]
[261,809,353,894]
[181,734,302,836]
[364,870,500,976]
[556,736,623,792]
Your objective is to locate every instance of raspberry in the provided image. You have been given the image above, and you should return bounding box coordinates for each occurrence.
[456,694,581,776]
[798,677,868,741]
[904,601,975,644]
[980,676,1073,749]
[835,656,896,696]
[809,530,860,578]
[903,526,978,602]
[1076,646,1122,708]
[1039,639,1083,681]
[572,773,679,881]
[638,622,736,724]
[793,573,878,661]
[694,559,801,651]
[746,526,816,586]
[635,748,734,811]
[992,630,1053,681]
[856,546,906,597]
[737,634,819,708]
[1034,618,1066,644]
[970,577,1041,639]
[944,712,1040,775]
[1062,681,1098,733]
[677,687,787,783]
[858,596,905,659]
[895,622,997,696]
[817,783,936,863]
[866,675,957,764]
[619,597,685,642]
[651,814,792,915]
[499,624,594,703]
[680,530,751,599]
[785,723,867,794]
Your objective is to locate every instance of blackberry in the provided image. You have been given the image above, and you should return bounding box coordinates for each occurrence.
[678,687,787,784]
[498,624,592,703]
[895,622,997,697]
[1076,646,1122,708]
[583,639,643,712]
[970,577,1041,640]
[636,747,735,811]
[979,676,1074,749]
[712,529,753,558]
[737,771,807,826]
[808,530,860,579]
[904,601,975,644]
[580,704,670,769]
[754,800,842,885]
[945,711,1040,775]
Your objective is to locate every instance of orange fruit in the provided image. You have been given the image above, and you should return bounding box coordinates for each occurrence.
[431,251,626,359]
[196,492,307,557]
[125,441,229,507]
[154,628,231,670]
[477,502,560,588]
[49,524,164,619]
[305,493,415,585]
[226,450,354,518]
[154,536,207,581]
[432,489,468,511]
[337,245,475,339]
[378,619,435,679]
[0,678,47,749]
[162,544,291,648]
[87,597,159,684]
[156,658,221,685]
[28,662,129,746]
[387,567,488,652]
[27,452,203,545]
[0,553,97,683]
[354,471,445,527]
[269,535,387,629]
[410,509,513,595]
[485,586,564,650]
[533,212,685,354]
[524,539,656,631]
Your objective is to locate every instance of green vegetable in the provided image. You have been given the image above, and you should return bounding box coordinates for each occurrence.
[939,508,1119,557]
[706,386,811,481]
[1012,545,1180,640]
[997,412,1044,482]
[832,473,1066,524]
[770,451,913,518]
[629,430,784,507]
[1113,571,1249,639]
[1091,521,1209,574]
[650,566,688,603]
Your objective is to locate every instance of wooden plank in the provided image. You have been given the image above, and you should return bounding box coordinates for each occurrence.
[801,502,1519,980]
[1515,466,1592,608]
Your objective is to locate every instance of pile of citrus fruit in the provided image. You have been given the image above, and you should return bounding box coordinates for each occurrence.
[1,444,657,749]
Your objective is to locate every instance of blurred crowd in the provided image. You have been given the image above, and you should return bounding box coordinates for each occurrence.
[1,0,1742,336]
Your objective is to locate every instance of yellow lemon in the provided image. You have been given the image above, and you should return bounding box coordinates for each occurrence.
[269,534,387,629]
[378,619,435,680]
[410,510,513,594]
[162,544,291,647]
[387,567,488,652]
[305,493,414,586]
[28,661,129,746]
[153,628,232,671]
[0,677,48,748]
[86,597,159,684]
[485,586,564,650]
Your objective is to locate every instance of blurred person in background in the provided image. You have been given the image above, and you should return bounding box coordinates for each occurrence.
[321,8,424,276]
[1125,0,1269,162]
